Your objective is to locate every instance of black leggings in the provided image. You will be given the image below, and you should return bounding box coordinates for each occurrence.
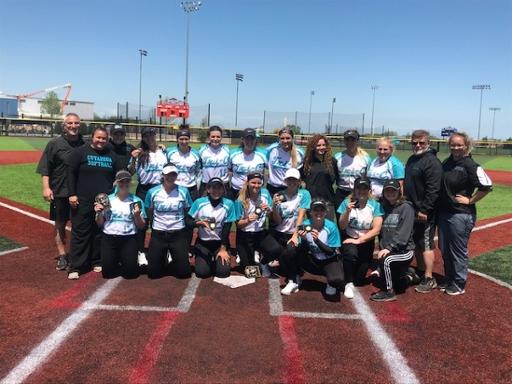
[194,239,231,278]
[272,231,300,280]
[378,250,413,292]
[147,229,191,279]
[135,183,159,252]
[236,230,282,269]
[297,244,345,288]
[101,234,139,278]
[342,240,375,284]
[69,201,101,273]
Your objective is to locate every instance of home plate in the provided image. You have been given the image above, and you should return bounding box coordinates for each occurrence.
[213,276,256,288]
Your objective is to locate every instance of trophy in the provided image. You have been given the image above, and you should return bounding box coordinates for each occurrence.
[206,217,216,230]
[94,193,111,210]
[244,265,262,278]
[276,193,287,203]
[130,201,142,213]
[298,224,312,232]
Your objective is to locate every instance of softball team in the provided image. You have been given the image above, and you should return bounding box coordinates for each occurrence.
[56,121,491,301]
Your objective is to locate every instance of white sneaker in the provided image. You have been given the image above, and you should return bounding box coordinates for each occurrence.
[344,282,354,299]
[254,251,261,263]
[68,272,79,280]
[281,281,300,295]
[93,266,102,273]
[137,251,148,266]
[325,283,337,296]
[167,250,173,263]
[235,255,241,265]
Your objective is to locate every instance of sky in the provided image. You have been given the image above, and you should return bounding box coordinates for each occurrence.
[0,0,511,139]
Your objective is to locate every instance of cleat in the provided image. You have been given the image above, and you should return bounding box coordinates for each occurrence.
[281,281,299,295]
[55,255,68,271]
[370,289,397,302]
[415,277,437,293]
[344,282,354,299]
[68,272,79,280]
[93,265,102,273]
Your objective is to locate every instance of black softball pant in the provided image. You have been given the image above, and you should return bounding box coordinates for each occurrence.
[271,231,300,280]
[101,234,139,278]
[194,239,231,278]
[147,229,191,279]
[297,244,345,288]
[69,201,101,274]
[236,230,282,269]
[341,240,375,285]
[378,250,413,292]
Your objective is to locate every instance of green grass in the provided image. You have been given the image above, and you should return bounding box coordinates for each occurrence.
[0,163,48,211]
[470,245,512,285]
[0,236,22,252]
[475,185,512,220]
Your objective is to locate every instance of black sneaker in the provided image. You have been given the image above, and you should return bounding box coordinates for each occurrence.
[438,282,450,292]
[405,267,421,285]
[445,283,465,296]
[55,255,68,271]
[370,289,396,302]
[415,277,437,293]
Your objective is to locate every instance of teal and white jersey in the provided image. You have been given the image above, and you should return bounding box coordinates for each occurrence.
[274,188,311,234]
[266,142,305,187]
[228,148,267,191]
[366,155,405,198]
[145,185,192,231]
[166,146,201,188]
[102,193,146,236]
[131,149,168,185]
[198,144,230,183]
[337,198,384,239]
[334,151,371,190]
[235,188,273,233]
[302,218,341,260]
[188,197,237,241]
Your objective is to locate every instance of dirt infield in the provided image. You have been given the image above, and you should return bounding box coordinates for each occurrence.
[0,150,42,165]
[486,170,512,186]
[0,197,511,383]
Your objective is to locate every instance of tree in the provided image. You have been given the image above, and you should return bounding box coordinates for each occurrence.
[41,91,61,118]
[200,116,208,127]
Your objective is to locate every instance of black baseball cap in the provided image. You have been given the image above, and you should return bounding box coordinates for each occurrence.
[344,129,360,140]
[354,176,371,189]
[383,179,401,191]
[141,127,156,136]
[115,170,132,182]
[247,172,264,181]
[176,128,191,138]
[111,124,125,134]
[242,128,257,138]
[310,200,327,210]
[207,177,224,187]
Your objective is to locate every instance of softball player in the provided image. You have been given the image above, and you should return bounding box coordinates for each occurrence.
[198,126,230,196]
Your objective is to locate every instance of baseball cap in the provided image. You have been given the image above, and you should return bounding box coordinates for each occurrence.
[115,170,132,182]
[344,129,360,140]
[354,176,371,189]
[310,200,327,210]
[383,179,401,191]
[284,168,301,180]
[242,128,257,138]
[141,127,156,136]
[162,163,178,175]
[111,124,125,134]
[176,128,191,138]
[207,177,224,187]
[247,171,264,181]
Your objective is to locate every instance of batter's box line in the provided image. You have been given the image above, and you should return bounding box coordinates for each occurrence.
[268,279,362,321]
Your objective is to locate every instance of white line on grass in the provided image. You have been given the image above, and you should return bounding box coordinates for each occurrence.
[0,201,71,231]
[0,246,28,257]
[352,288,420,384]
[0,278,122,384]
[469,269,512,290]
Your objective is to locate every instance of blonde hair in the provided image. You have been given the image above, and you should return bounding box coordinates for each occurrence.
[237,178,262,211]
[376,137,394,151]
[279,128,298,167]
[449,132,473,156]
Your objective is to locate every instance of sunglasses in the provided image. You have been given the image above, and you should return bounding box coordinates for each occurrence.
[411,141,427,146]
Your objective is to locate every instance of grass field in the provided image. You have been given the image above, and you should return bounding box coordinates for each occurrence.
[470,245,512,285]
[0,236,22,253]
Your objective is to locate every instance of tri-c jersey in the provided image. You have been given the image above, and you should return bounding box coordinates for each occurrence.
[301,218,341,260]
[266,142,304,188]
[131,149,168,186]
[235,188,273,233]
[228,148,267,191]
[337,198,384,239]
[366,155,405,198]
[166,146,201,188]
[102,193,146,236]
[334,151,371,191]
[144,185,192,231]
[273,189,311,234]
[188,197,237,241]
[198,144,230,183]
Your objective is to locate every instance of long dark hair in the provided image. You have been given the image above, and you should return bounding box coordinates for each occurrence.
[303,134,334,178]
[136,139,152,169]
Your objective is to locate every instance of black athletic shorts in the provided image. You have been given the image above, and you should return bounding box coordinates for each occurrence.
[412,215,436,251]
[50,197,71,222]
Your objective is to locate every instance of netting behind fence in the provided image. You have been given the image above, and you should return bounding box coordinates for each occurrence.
[262,111,364,135]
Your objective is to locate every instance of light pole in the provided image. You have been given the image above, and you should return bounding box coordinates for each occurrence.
[181,1,202,115]
[370,85,379,136]
[235,73,244,128]
[138,49,148,122]
[330,97,336,133]
[308,90,315,133]
[472,84,490,140]
[489,107,501,139]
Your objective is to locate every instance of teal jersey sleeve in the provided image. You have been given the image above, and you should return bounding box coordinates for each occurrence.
[390,155,405,179]
[182,187,193,208]
[336,198,349,214]
[188,198,201,219]
[325,219,341,247]
[369,199,384,217]
[144,185,160,209]
[224,198,238,222]
[261,188,273,209]
[299,189,311,209]
[234,200,244,220]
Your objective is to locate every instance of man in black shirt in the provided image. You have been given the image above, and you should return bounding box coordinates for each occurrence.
[107,124,135,170]
[36,113,84,270]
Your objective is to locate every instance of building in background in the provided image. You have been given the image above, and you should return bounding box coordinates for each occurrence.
[0,96,94,120]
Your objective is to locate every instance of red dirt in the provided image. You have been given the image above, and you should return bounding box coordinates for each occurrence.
[0,150,42,165]
[486,170,512,186]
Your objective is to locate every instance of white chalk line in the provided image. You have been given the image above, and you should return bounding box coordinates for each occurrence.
[0,246,29,257]
[469,269,512,291]
[0,278,122,384]
[0,201,71,231]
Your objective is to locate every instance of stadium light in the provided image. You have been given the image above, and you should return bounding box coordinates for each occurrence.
[138,49,148,123]
[489,107,501,139]
[370,85,379,136]
[235,73,244,128]
[308,90,315,133]
[472,84,491,140]
[330,97,336,133]
[181,1,202,120]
